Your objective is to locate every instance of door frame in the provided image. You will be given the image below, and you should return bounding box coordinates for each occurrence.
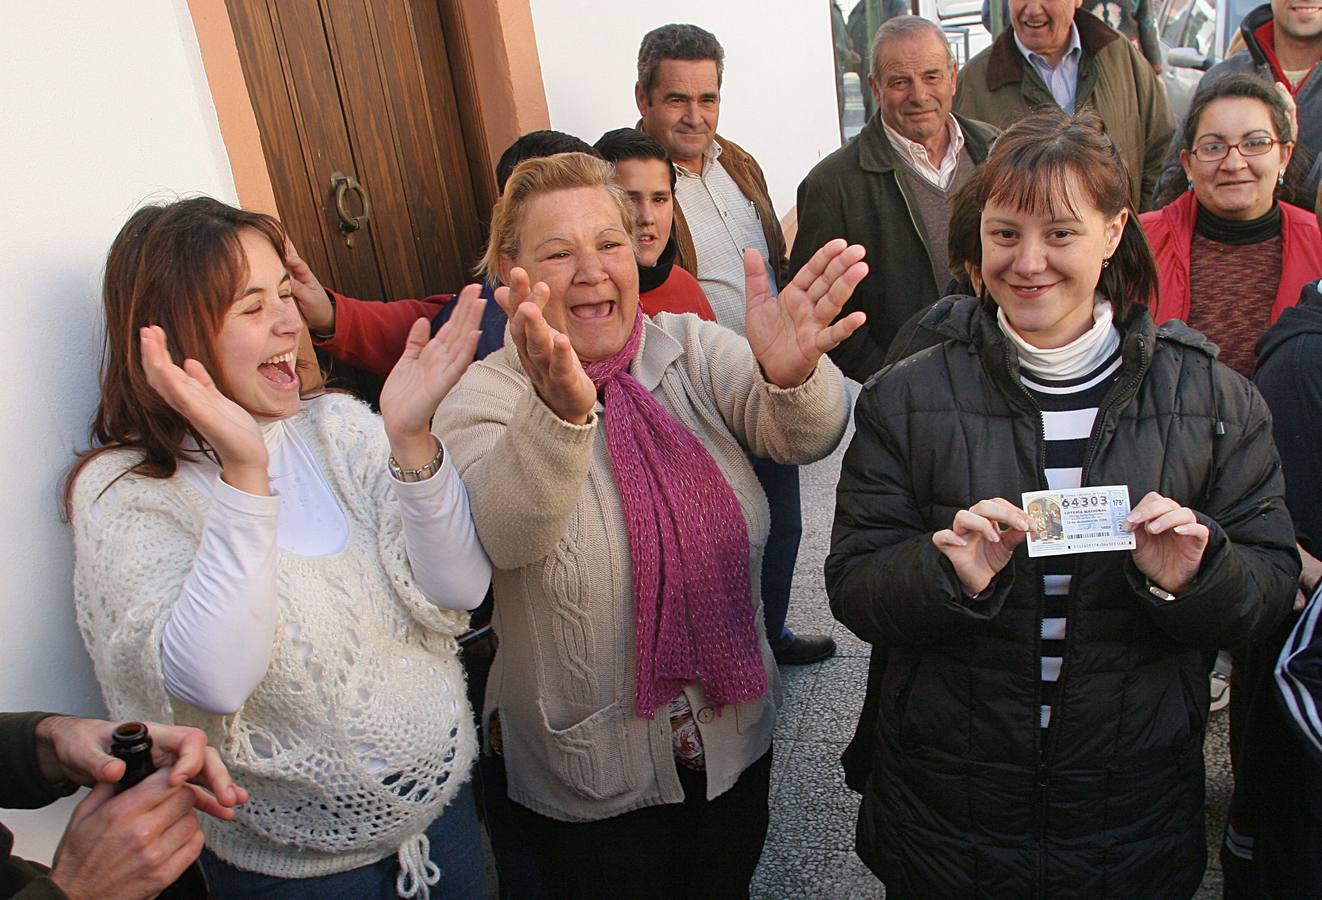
[186,0,551,219]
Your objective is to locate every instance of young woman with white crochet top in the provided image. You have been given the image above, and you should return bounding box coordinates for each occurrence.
[66,198,492,899]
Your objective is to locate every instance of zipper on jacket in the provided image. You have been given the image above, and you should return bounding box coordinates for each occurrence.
[1046,338,1145,766]
[1080,339,1148,478]
[1033,335,1147,895]
[1004,337,1053,895]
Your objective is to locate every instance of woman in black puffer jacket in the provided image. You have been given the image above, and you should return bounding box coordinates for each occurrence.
[826,109,1299,899]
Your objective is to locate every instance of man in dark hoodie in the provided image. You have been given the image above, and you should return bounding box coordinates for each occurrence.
[1152,0,1322,208]
[1219,279,1322,898]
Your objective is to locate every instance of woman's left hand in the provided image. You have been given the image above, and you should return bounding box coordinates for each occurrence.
[380,285,484,465]
[1124,491,1210,596]
[744,239,868,389]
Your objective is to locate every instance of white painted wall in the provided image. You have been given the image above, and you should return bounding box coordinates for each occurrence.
[528,0,843,215]
[0,0,237,862]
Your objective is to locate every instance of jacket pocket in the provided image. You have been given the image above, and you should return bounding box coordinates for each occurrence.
[539,699,637,802]
[891,656,923,749]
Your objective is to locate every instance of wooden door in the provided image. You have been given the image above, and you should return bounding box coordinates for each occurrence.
[227,0,497,303]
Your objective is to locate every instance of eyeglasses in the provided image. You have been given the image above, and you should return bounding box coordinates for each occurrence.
[1190,136,1288,162]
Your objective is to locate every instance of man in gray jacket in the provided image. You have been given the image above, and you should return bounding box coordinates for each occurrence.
[793,16,998,382]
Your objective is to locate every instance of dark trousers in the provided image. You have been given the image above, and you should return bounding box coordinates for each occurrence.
[750,456,802,648]
[507,750,773,900]
[460,633,546,899]
[198,780,485,899]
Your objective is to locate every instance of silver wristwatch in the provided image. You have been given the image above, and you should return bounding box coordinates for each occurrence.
[1145,578,1177,603]
[388,438,444,482]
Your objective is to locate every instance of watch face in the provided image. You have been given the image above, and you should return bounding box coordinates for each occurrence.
[1147,581,1175,602]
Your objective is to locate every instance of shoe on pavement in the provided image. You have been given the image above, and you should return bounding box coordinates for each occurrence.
[1209,670,1231,713]
[773,633,836,665]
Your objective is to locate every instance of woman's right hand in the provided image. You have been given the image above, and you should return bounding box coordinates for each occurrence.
[496,267,596,425]
[932,498,1031,596]
[140,326,269,494]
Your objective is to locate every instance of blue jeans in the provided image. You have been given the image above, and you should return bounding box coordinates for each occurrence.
[749,455,802,649]
[198,780,486,899]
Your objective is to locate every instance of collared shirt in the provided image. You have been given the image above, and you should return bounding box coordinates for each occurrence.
[883,116,967,190]
[1014,23,1083,113]
[673,141,776,334]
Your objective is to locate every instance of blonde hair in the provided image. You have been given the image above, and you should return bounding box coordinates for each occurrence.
[478,151,634,279]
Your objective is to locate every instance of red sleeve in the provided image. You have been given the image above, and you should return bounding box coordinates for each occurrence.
[315,290,452,377]
[639,266,717,321]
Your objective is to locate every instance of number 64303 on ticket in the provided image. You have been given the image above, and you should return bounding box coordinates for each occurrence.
[1021,485,1137,558]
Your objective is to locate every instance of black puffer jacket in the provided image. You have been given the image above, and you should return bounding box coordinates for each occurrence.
[827,297,1299,899]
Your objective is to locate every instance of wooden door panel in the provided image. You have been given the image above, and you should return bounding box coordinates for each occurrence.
[227,0,335,290]
[371,0,477,287]
[227,0,489,305]
[229,0,388,299]
[270,0,387,298]
[322,0,429,298]
[323,0,482,293]
[406,0,486,275]
[435,0,498,234]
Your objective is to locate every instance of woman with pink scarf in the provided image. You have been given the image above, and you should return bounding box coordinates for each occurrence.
[436,152,863,899]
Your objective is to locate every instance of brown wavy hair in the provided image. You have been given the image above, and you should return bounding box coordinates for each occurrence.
[973,108,1157,323]
[64,197,296,516]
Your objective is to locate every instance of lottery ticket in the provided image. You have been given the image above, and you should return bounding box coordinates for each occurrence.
[1021,485,1136,558]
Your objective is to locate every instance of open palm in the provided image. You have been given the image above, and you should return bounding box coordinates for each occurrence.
[379,284,485,441]
[744,239,868,388]
[139,325,267,474]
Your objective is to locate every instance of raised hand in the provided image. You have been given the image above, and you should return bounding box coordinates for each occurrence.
[932,498,1032,596]
[380,286,485,466]
[285,241,334,335]
[495,267,596,425]
[139,326,269,494]
[744,239,868,389]
[1124,491,1210,595]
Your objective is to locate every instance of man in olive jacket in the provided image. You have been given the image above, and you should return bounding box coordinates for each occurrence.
[793,16,999,382]
[954,3,1173,209]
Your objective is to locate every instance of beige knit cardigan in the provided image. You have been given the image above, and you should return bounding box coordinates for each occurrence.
[435,313,849,822]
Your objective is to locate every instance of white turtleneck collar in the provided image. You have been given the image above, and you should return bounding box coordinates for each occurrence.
[997,297,1121,380]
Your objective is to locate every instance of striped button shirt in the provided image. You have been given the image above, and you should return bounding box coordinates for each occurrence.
[673,141,776,335]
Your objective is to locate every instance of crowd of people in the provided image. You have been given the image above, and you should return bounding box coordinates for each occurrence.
[4,4,1322,899]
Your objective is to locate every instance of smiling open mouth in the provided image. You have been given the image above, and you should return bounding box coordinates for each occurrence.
[570,301,616,321]
[259,350,298,386]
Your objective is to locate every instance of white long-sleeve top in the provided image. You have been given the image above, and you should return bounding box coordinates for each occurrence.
[93,401,490,715]
[72,393,483,882]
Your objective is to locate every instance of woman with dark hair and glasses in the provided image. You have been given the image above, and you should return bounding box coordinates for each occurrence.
[828,108,1298,897]
[1141,72,1322,378]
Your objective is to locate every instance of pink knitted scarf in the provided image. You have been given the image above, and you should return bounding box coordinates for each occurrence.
[583,313,768,719]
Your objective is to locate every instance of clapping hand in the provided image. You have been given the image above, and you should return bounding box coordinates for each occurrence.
[380,285,484,465]
[932,498,1033,596]
[1124,492,1210,595]
[494,267,596,425]
[139,326,269,494]
[744,239,868,389]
